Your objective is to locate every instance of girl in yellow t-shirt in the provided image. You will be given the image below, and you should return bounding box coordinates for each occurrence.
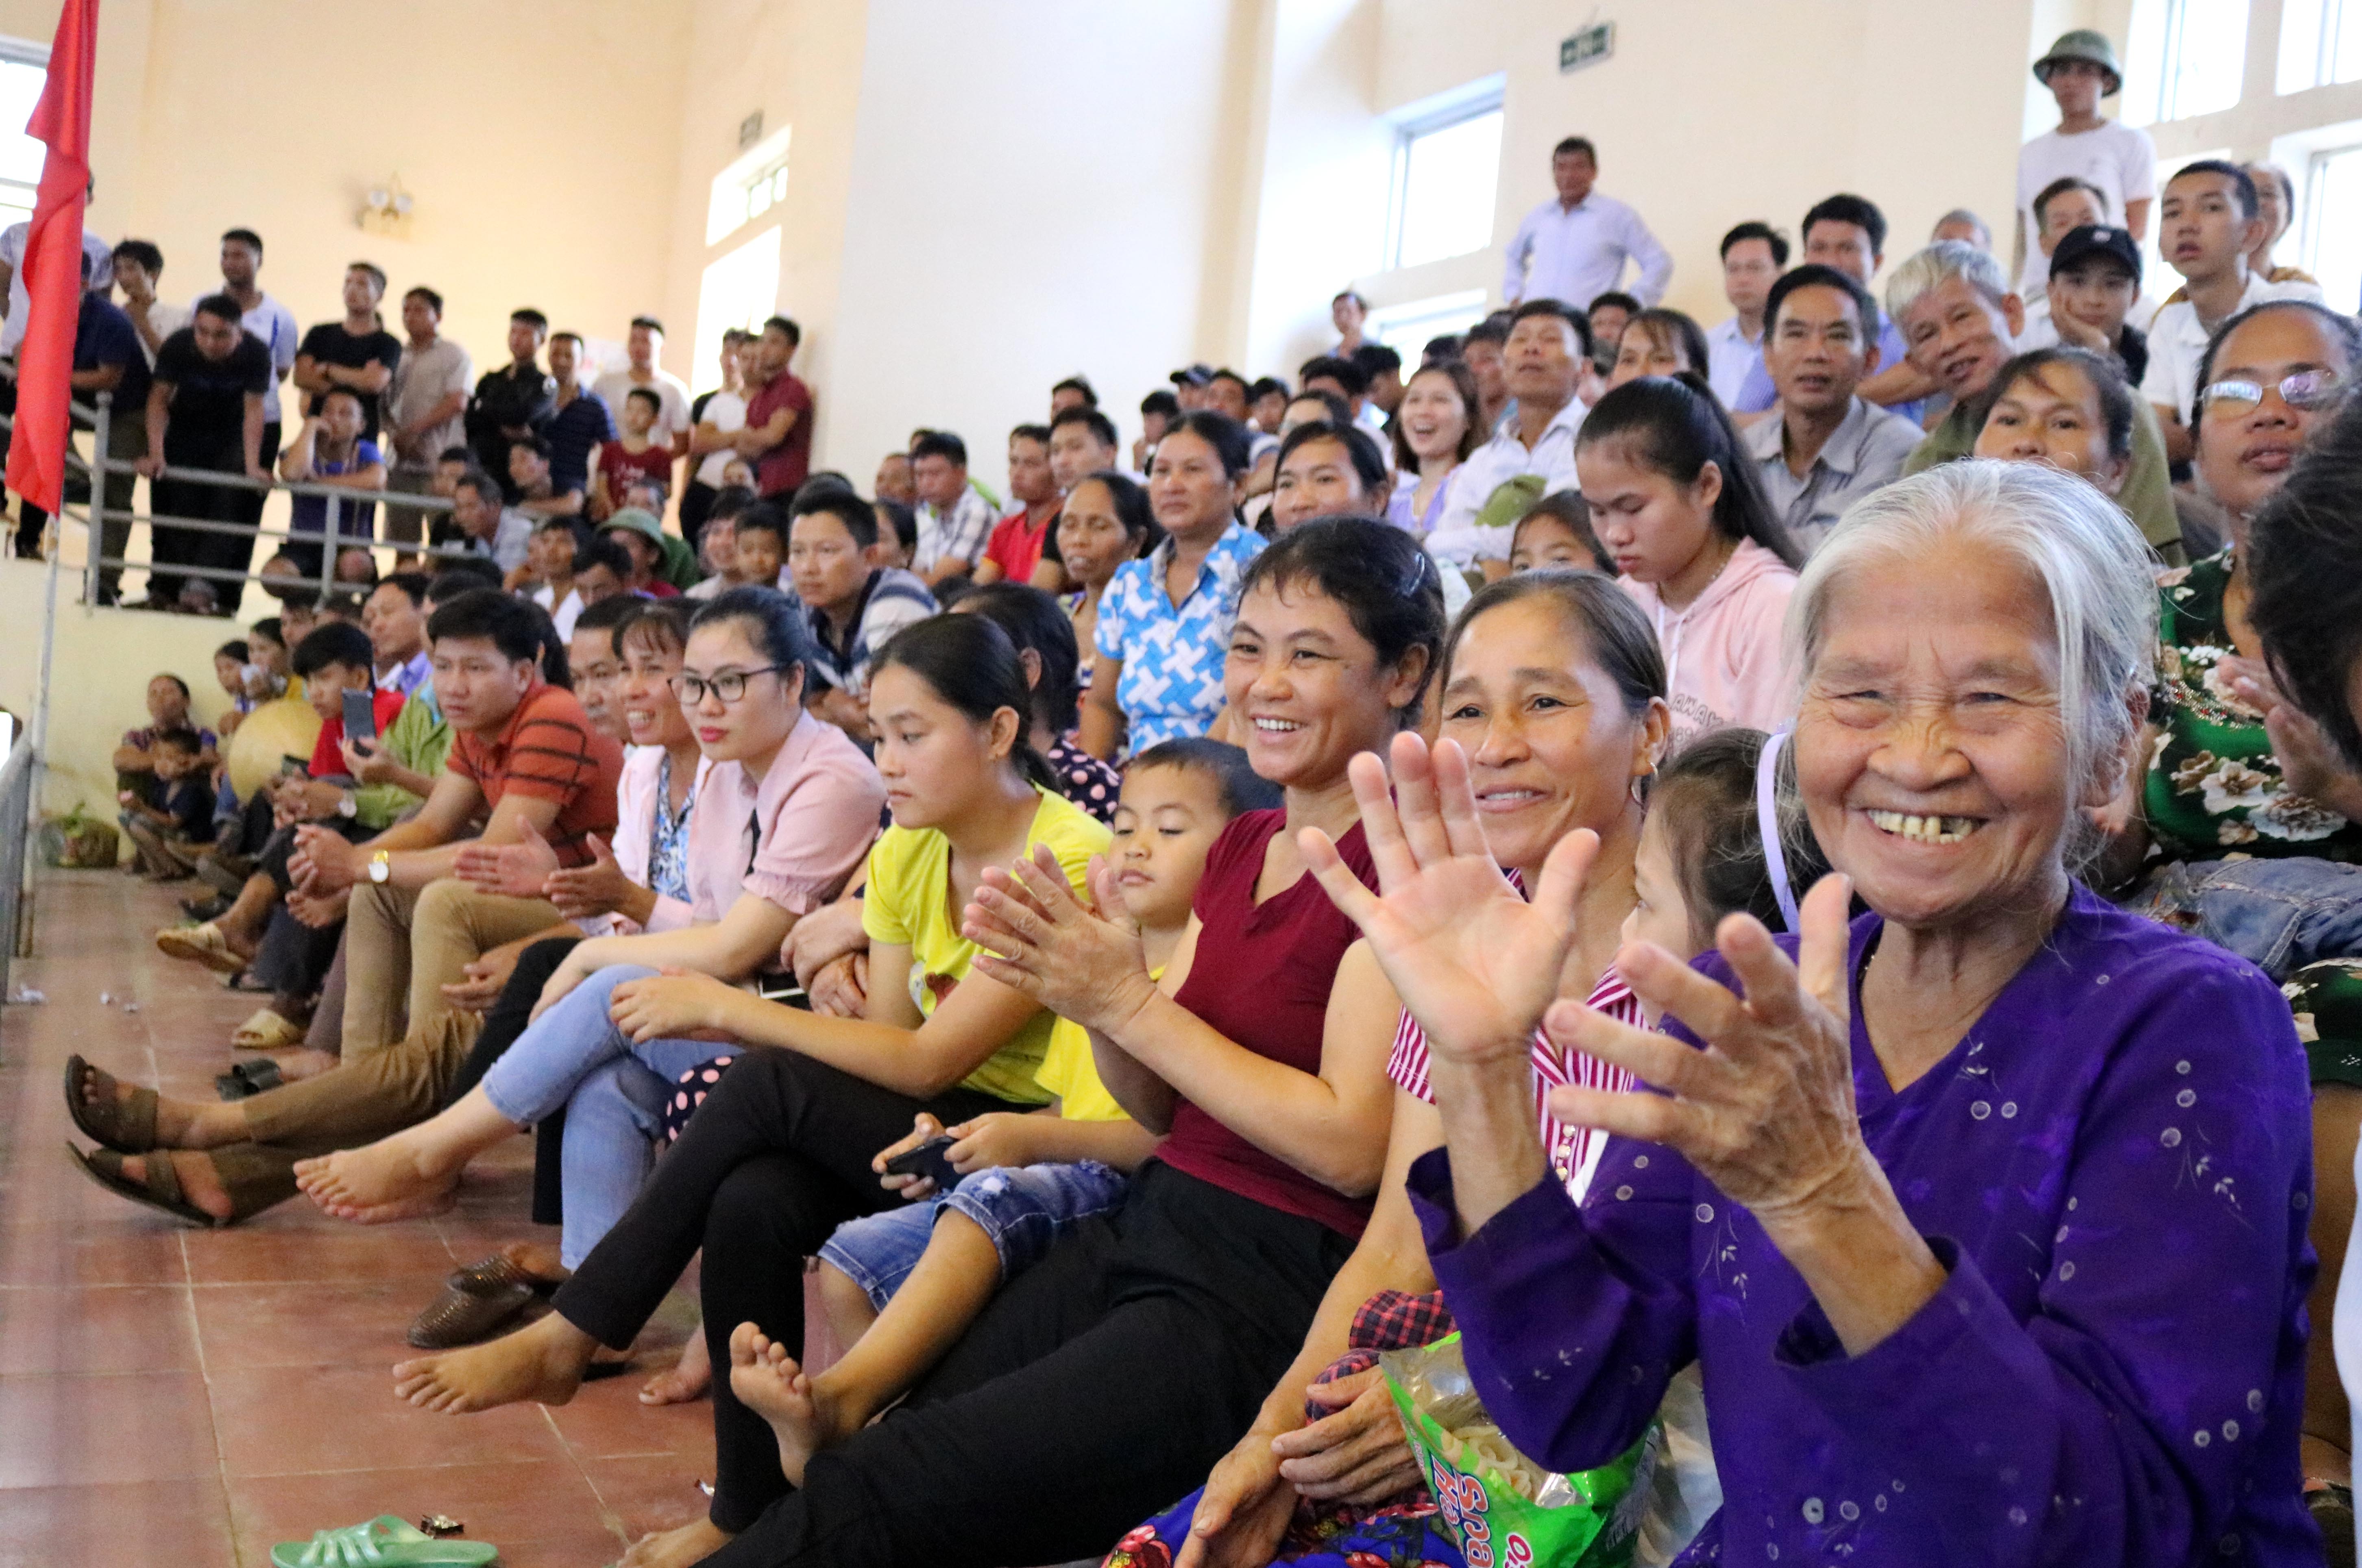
[728,739,1280,1487]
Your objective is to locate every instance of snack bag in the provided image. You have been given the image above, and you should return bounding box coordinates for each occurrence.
[1380,1333,1655,1568]
[39,804,121,869]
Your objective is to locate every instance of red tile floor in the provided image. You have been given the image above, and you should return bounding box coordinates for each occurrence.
[0,869,717,1567]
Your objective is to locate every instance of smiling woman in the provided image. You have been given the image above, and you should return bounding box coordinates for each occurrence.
[1322,460,2319,1564]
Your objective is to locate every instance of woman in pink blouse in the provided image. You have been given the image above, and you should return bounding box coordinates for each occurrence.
[293,588,885,1268]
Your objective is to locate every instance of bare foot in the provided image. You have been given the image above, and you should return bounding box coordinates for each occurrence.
[500,1239,567,1283]
[727,1320,845,1489]
[392,1311,597,1412]
[115,1151,233,1220]
[641,1325,710,1405]
[617,1518,734,1568]
[294,1129,458,1217]
[78,1067,202,1148]
[320,1185,458,1225]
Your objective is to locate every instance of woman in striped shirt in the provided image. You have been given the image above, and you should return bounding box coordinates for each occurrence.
[1158,571,1676,1561]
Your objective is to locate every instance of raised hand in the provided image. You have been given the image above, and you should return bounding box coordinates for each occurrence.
[961,845,1156,1036]
[1302,731,1596,1069]
[1542,873,1866,1226]
[455,818,560,900]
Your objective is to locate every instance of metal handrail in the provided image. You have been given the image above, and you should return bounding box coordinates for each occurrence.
[0,734,34,1004]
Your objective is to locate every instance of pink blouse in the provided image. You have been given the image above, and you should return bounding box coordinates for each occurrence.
[684,710,884,922]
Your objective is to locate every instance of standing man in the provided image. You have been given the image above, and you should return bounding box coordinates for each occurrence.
[2015,30,2155,298]
[682,326,750,551]
[1428,299,1590,578]
[1500,137,1671,311]
[735,315,813,501]
[381,287,473,552]
[1740,264,1921,556]
[590,315,692,464]
[109,239,188,368]
[63,261,151,595]
[292,262,402,441]
[207,229,300,477]
[1707,222,1787,406]
[137,296,270,609]
[464,309,555,497]
[543,332,615,510]
[1330,290,1368,355]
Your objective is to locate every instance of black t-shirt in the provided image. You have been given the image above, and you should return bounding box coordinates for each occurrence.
[297,321,403,438]
[153,327,273,462]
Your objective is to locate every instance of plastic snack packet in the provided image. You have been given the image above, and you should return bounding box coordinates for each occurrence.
[1379,1332,1656,1568]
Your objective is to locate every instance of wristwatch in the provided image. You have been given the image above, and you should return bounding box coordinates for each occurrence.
[367,849,392,885]
[336,791,358,819]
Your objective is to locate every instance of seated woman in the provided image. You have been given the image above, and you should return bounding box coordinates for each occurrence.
[1605,307,1712,392]
[2093,298,2362,1538]
[1081,411,1265,760]
[1039,469,1164,697]
[1269,420,1389,535]
[1971,344,2133,502]
[291,588,886,1253]
[951,581,1122,823]
[394,519,1441,1568]
[1580,374,1804,747]
[1386,360,1479,538]
[1320,460,2316,1564]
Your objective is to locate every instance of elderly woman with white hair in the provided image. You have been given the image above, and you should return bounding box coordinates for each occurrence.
[1305,460,2318,1563]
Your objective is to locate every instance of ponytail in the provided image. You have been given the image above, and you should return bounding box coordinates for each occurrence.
[1576,372,1804,570]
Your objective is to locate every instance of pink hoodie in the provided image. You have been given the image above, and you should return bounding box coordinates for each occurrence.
[1619,538,1799,749]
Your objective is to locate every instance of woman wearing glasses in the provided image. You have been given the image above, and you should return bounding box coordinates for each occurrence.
[290,588,888,1266]
[2093,298,2362,1545]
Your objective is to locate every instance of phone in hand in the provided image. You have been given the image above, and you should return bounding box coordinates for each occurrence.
[341,688,379,747]
[881,1135,959,1193]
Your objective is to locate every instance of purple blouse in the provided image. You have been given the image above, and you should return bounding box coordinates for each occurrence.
[1408,884,2317,1566]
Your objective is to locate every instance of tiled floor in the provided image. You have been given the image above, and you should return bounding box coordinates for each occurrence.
[0,869,715,1567]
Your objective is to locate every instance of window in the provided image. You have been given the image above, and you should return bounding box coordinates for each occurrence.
[2124,0,2251,125]
[1385,86,1503,271]
[0,51,49,229]
[1365,290,1488,357]
[2140,146,2232,291]
[2304,143,2362,311]
[2279,0,2362,91]
[705,125,793,247]
[691,226,782,393]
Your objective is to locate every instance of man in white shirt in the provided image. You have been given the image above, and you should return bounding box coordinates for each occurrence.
[590,315,693,460]
[108,239,190,368]
[0,216,112,357]
[383,285,474,552]
[1501,136,1671,311]
[1707,222,1787,406]
[2015,31,2155,297]
[1428,299,1589,573]
[2012,179,2109,348]
[2142,159,2326,463]
[1931,210,1993,252]
[448,470,534,577]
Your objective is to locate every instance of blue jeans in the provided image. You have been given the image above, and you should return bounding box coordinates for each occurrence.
[818,1159,1129,1311]
[478,962,743,1267]
[2124,855,2362,981]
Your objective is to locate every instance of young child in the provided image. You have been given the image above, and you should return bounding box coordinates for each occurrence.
[728,738,1279,1485]
[726,508,786,593]
[1507,491,1612,574]
[593,387,677,520]
[118,728,215,879]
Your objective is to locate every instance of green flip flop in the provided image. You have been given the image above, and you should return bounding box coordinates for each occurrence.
[270,1515,497,1568]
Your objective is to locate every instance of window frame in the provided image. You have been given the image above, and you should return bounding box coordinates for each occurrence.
[1381,82,1505,273]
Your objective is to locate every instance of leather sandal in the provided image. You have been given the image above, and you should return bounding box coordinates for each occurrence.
[216,1059,284,1100]
[154,921,247,975]
[63,1056,159,1154]
[407,1253,560,1350]
[65,1141,296,1226]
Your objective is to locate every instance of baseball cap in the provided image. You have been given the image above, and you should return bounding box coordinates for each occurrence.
[2050,224,2142,289]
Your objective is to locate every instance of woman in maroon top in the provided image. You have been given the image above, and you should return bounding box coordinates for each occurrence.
[666,517,1443,1568]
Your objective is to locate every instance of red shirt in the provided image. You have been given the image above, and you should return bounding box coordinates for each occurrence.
[307,689,406,777]
[597,438,675,499]
[1162,810,1378,1238]
[447,681,625,866]
[745,371,813,497]
[983,504,1058,584]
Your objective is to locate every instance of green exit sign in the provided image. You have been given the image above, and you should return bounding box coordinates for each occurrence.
[1560,21,1614,72]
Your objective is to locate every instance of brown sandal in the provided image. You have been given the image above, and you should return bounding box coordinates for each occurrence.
[406,1253,561,1350]
[63,1056,159,1154]
[65,1141,296,1227]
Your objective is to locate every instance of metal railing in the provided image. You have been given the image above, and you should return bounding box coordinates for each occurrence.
[0,728,33,1005]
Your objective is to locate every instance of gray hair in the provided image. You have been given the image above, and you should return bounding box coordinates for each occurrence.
[1786,460,2157,798]
[1884,240,2012,330]
[1933,207,1993,248]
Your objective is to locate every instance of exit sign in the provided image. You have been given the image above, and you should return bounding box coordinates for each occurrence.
[1560,21,1614,72]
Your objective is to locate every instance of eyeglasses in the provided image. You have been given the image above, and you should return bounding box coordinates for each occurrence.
[2199,368,2345,417]
[669,666,786,705]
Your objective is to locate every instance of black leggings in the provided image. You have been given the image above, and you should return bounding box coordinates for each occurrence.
[699,1159,1354,1566]
[444,935,581,1226]
[547,1049,1015,1521]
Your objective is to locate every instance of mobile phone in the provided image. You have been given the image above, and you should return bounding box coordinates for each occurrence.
[881,1135,959,1192]
[280,754,309,777]
[341,688,379,747]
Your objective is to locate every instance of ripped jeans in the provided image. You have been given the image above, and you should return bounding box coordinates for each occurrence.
[2122,854,2362,981]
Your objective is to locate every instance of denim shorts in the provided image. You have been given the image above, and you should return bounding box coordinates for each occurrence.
[818,1159,1129,1312]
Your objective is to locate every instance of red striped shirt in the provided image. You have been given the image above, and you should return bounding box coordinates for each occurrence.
[1386,970,1641,1200]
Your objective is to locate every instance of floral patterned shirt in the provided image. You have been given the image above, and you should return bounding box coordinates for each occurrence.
[2146,547,2362,861]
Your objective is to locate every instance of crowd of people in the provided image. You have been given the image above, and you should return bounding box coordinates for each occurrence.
[37,24,2362,1567]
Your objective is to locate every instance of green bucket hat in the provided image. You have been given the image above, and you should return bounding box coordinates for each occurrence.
[2034,29,2122,97]
[597,507,665,547]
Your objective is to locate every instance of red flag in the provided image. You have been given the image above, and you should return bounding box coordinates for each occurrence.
[4,0,98,515]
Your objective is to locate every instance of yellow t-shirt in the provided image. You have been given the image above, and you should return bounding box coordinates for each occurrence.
[861,787,1111,1106]
[1034,965,1162,1124]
